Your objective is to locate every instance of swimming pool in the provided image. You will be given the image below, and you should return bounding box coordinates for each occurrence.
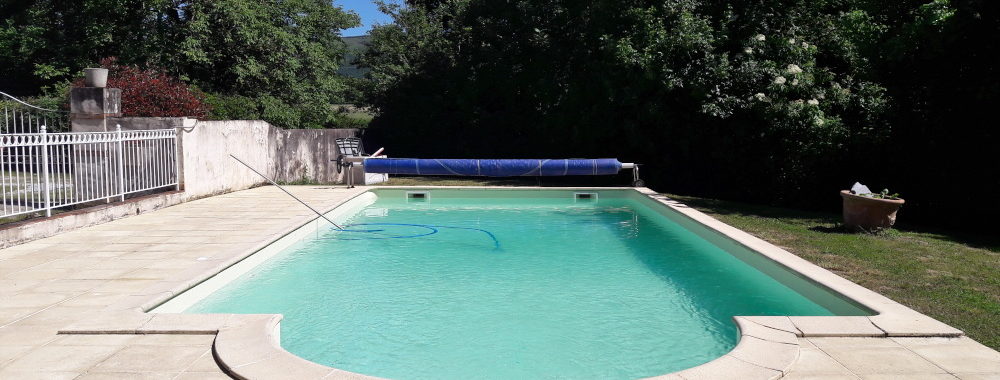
[162,188,871,379]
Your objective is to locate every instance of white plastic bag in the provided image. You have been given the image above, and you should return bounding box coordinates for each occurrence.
[850,182,872,195]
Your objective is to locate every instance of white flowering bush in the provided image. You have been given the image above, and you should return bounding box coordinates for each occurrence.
[613,1,891,196]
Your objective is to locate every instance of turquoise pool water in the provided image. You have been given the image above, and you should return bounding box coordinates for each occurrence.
[186,189,869,379]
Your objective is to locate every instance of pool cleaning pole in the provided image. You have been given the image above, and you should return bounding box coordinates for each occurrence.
[228,154,344,229]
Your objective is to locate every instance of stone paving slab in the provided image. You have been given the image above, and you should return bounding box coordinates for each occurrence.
[0,186,368,379]
[785,336,1000,379]
[0,185,998,379]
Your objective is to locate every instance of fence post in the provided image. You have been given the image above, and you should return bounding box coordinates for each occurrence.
[174,127,181,192]
[116,124,125,202]
[40,125,51,217]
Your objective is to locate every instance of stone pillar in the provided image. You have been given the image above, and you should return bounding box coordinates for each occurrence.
[69,87,122,202]
[70,87,121,132]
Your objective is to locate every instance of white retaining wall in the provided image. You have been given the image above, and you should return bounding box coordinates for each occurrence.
[111,118,367,200]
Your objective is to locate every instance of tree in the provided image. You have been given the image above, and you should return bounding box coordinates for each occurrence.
[360,0,1000,229]
[180,0,359,128]
[0,0,361,128]
[0,0,176,94]
[361,0,891,191]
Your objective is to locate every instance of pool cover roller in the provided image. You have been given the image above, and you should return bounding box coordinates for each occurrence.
[362,158,633,177]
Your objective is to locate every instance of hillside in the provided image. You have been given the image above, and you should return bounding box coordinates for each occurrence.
[338,35,371,78]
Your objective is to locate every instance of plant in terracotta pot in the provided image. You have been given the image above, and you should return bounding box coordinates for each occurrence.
[840,184,904,232]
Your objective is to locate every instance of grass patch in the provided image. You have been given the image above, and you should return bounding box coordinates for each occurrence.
[382,176,533,187]
[333,104,375,128]
[0,212,40,224]
[381,175,627,187]
[343,111,373,124]
[2,170,74,200]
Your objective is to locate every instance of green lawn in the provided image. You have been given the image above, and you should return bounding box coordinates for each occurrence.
[343,111,373,125]
[374,177,1000,350]
[382,175,622,187]
[2,170,74,203]
[333,104,375,128]
[1,171,76,225]
[382,176,531,187]
[665,194,1000,351]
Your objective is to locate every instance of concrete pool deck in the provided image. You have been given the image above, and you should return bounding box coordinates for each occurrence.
[0,186,998,379]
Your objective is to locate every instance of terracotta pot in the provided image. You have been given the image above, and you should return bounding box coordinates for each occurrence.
[840,190,904,231]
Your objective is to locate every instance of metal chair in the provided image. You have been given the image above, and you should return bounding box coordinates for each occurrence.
[335,137,365,188]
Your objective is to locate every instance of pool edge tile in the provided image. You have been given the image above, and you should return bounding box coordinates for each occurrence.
[672,355,783,380]
[742,316,803,337]
[214,314,384,380]
[58,311,152,335]
[868,313,963,337]
[790,316,886,337]
[737,317,799,345]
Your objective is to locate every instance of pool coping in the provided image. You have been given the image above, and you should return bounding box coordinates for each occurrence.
[57,186,963,380]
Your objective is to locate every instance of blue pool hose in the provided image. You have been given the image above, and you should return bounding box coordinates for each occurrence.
[329,223,501,250]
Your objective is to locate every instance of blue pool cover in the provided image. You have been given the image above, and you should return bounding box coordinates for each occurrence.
[363,158,623,177]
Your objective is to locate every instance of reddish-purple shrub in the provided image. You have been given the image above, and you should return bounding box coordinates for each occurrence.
[74,57,209,118]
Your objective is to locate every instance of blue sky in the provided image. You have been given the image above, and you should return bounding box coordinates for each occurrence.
[335,0,400,37]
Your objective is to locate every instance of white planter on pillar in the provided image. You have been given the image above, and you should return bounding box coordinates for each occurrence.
[83,68,109,88]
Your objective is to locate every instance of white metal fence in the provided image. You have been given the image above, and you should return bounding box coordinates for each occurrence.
[1,125,178,218]
[1,91,69,134]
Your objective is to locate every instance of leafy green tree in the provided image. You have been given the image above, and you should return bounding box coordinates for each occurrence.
[361,0,999,229]
[180,0,359,128]
[1,0,360,128]
[0,0,177,93]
